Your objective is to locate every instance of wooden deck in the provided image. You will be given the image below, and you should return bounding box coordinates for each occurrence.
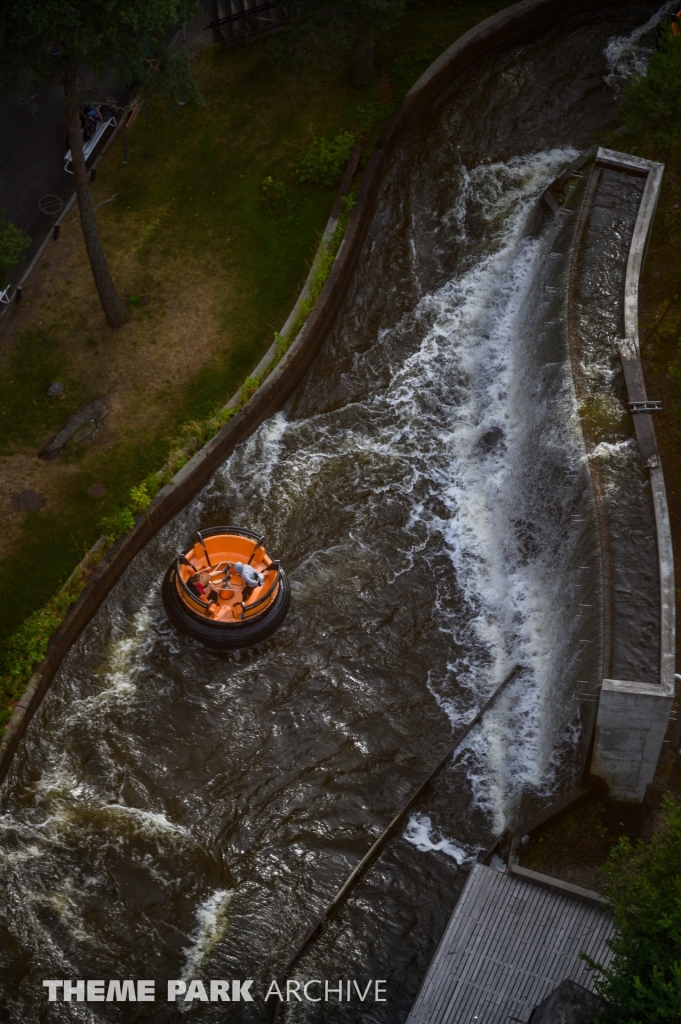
[406,863,614,1024]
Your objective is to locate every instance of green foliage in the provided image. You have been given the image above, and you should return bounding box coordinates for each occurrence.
[619,27,681,145]
[387,42,440,97]
[583,795,681,1023]
[207,406,238,433]
[267,0,404,80]
[298,131,356,186]
[0,572,86,728]
[242,375,261,400]
[261,176,298,220]
[128,480,155,514]
[0,0,199,107]
[274,185,357,353]
[353,97,385,139]
[0,209,29,288]
[144,50,204,110]
[100,507,136,542]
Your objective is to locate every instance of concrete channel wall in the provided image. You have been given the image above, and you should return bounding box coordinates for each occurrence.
[586,149,675,801]
[0,0,623,784]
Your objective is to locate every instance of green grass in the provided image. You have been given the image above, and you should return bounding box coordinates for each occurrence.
[0,0,512,716]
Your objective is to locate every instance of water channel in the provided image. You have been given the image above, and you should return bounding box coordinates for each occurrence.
[0,4,671,1021]
[571,165,660,684]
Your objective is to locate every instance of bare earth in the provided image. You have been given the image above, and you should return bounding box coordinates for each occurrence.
[0,199,229,561]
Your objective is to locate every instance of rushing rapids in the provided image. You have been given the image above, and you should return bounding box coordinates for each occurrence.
[0,4,671,1022]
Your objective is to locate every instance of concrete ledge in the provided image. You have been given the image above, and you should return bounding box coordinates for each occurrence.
[591,677,673,800]
[0,0,620,786]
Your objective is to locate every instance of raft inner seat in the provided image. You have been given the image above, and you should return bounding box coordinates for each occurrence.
[175,531,281,622]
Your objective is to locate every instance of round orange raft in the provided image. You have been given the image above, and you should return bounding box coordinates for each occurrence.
[162,526,290,649]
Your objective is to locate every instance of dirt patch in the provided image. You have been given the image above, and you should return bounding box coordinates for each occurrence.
[0,203,229,561]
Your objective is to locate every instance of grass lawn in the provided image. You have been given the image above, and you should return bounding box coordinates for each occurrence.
[0,1,510,705]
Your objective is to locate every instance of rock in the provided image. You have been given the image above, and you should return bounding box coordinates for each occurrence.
[87,483,107,499]
[47,382,65,398]
[39,400,108,460]
[17,489,44,511]
[74,425,93,445]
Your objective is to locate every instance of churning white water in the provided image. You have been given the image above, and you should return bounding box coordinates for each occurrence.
[604,0,676,93]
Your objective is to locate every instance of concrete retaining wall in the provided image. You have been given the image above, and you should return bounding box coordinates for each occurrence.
[0,0,620,786]
[580,149,675,802]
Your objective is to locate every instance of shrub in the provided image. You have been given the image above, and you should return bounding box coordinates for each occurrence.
[298,130,355,187]
[583,795,681,1022]
[619,27,681,145]
[388,43,440,98]
[0,209,30,288]
[129,480,155,514]
[0,582,82,725]
[261,175,299,220]
[100,507,136,542]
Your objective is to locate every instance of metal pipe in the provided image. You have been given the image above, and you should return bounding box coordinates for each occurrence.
[269,664,522,1020]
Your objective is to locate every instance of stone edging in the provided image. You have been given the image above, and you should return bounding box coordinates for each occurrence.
[0,0,618,785]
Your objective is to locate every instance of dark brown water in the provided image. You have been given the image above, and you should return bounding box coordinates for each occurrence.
[0,5,669,1022]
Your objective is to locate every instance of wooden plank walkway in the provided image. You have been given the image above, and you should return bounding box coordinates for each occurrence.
[406,863,614,1024]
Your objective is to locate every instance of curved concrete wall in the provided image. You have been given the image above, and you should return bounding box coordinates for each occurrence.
[587,149,675,800]
[0,0,619,784]
[559,147,674,800]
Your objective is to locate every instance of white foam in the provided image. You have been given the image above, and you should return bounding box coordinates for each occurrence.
[100,804,190,839]
[63,597,158,727]
[213,411,289,507]
[604,3,676,94]
[403,814,468,863]
[359,150,584,828]
[181,889,234,979]
[588,439,637,462]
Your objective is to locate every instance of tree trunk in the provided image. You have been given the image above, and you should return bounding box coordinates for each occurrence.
[351,22,374,86]
[63,63,127,328]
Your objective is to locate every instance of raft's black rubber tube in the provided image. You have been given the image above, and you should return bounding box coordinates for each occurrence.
[162,564,291,650]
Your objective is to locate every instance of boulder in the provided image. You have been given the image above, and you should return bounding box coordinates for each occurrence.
[39,400,107,460]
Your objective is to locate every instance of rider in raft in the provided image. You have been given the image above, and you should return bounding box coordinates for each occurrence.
[188,560,265,602]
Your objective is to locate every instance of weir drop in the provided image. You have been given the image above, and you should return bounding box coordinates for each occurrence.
[0,4,672,1022]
